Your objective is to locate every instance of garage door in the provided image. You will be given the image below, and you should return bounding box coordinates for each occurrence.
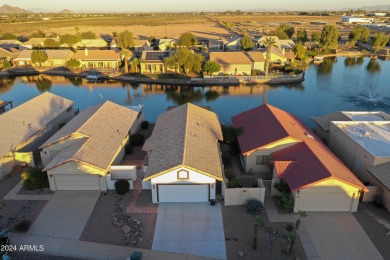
[298,192,354,211]
[53,174,102,191]
[158,184,209,202]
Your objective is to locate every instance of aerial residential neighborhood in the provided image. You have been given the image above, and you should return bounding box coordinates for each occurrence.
[0,1,390,260]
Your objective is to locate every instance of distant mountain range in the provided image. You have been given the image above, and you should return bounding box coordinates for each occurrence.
[351,5,390,11]
[0,4,32,14]
[60,9,75,14]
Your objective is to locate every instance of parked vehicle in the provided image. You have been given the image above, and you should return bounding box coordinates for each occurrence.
[86,72,100,81]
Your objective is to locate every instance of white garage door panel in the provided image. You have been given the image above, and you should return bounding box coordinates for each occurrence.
[54,174,101,190]
[299,192,352,211]
[158,185,209,202]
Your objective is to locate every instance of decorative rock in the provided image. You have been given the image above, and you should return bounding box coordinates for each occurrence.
[122,225,131,234]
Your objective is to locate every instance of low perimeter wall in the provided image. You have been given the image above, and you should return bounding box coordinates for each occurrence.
[223,179,265,206]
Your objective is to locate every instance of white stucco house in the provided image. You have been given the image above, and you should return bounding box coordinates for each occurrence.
[232,104,367,212]
[0,93,74,178]
[224,37,242,51]
[39,101,140,191]
[142,103,224,203]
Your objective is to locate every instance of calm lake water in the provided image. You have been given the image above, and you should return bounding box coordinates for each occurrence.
[1,57,389,127]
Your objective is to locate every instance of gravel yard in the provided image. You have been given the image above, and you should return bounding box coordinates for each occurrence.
[222,204,306,260]
[353,203,390,259]
[80,190,157,249]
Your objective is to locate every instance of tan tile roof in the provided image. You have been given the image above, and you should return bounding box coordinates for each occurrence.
[143,103,224,180]
[14,49,74,60]
[0,47,19,58]
[210,51,252,65]
[312,112,352,131]
[246,51,265,62]
[367,162,390,190]
[41,101,139,172]
[73,49,121,61]
[0,93,74,157]
[285,51,295,60]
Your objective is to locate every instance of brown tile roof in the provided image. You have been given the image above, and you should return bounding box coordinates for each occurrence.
[143,103,224,180]
[41,101,139,172]
[285,51,295,60]
[14,49,74,60]
[0,93,74,157]
[367,162,390,190]
[246,51,265,62]
[210,51,252,65]
[232,104,366,191]
[73,49,121,61]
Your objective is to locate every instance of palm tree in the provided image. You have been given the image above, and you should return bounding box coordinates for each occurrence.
[121,49,131,73]
[263,37,278,78]
[131,57,142,74]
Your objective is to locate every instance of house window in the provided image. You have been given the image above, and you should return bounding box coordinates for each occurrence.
[256,155,271,165]
[177,170,189,180]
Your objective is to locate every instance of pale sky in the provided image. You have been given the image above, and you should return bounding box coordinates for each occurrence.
[1,0,389,12]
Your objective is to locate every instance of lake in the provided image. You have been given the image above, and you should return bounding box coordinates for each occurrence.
[1,56,389,127]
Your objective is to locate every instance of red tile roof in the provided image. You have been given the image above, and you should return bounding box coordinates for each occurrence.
[232,104,367,191]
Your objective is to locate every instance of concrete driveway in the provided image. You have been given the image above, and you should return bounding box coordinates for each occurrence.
[29,191,100,240]
[152,203,226,260]
[302,212,383,260]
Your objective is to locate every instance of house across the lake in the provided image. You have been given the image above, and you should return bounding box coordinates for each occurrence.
[209,51,265,75]
[232,104,367,212]
[73,49,121,70]
[142,103,224,203]
[0,93,75,178]
[13,49,74,67]
[140,50,172,74]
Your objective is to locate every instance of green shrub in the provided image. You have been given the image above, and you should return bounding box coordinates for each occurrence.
[224,169,235,181]
[228,179,238,188]
[14,220,31,233]
[21,167,49,190]
[141,121,149,129]
[130,134,145,146]
[273,179,291,194]
[115,180,130,195]
[246,198,263,216]
[2,60,11,69]
[125,143,133,154]
[281,193,294,212]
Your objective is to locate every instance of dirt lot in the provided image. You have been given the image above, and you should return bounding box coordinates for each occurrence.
[212,15,341,24]
[0,15,233,41]
[222,204,306,260]
[353,203,390,259]
[80,190,157,249]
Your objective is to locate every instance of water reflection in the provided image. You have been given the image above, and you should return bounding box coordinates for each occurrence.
[35,78,52,93]
[317,57,336,75]
[366,59,381,74]
[0,78,15,94]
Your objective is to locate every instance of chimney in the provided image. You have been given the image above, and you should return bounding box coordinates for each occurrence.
[84,48,88,56]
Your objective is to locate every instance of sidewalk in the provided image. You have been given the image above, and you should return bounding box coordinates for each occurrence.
[3,183,53,200]
[9,233,217,260]
[264,195,320,259]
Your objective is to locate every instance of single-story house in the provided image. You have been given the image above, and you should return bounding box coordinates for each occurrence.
[73,49,121,70]
[39,101,140,191]
[256,36,280,48]
[209,51,265,75]
[232,104,367,212]
[0,47,20,62]
[224,37,242,51]
[367,162,390,211]
[20,38,60,49]
[13,49,74,67]
[142,103,224,203]
[157,38,176,51]
[379,47,390,56]
[110,38,153,52]
[0,93,74,178]
[279,39,295,52]
[140,50,171,74]
[261,46,288,64]
[0,40,24,50]
[198,39,223,50]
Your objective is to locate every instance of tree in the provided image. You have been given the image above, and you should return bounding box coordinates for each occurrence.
[2,60,11,69]
[0,33,17,40]
[121,49,132,73]
[44,39,59,48]
[294,44,306,60]
[178,32,197,48]
[240,36,254,51]
[116,30,135,49]
[320,25,339,51]
[311,32,321,43]
[203,60,221,75]
[66,59,81,69]
[30,30,46,38]
[371,32,389,52]
[278,24,295,39]
[79,31,96,39]
[75,27,80,35]
[349,25,371,46]
[263,37,278,77]
[296,29,308,44]
[164,49,204,74]
[59,34,81,47]
[31,50,48,66]
[131,57,141,74]
[269,27,289,40]
[112,31,117,38]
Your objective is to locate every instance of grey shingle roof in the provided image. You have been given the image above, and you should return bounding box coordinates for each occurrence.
[41,101,139,171]
[367,162,390,190]
[0,93,74,157]
[312,112,352,131]
[143,103,224,180]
